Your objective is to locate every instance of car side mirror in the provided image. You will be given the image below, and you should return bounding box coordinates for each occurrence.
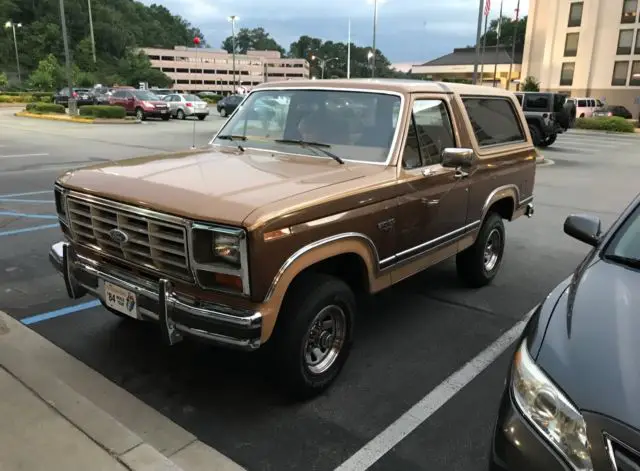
[564,214,602,247]
[441,148,476,169]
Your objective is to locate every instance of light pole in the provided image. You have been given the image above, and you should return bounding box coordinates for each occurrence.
[472,0,485,84]
[371,0,378,77]
[4,21,22,84]
[87,0,96,63]
[228,15,239,94]
[59,0,76,114]
[311,55,339,79]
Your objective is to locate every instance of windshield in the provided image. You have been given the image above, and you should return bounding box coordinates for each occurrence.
[132,90,160,100]
[212,89,401,164]
[184,94,203,102]
[604,202,640,264]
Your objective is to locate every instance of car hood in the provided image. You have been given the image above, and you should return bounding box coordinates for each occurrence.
[57,147,382,226]
[536,257,640,428]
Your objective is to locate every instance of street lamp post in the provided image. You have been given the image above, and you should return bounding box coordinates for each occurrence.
[311,56,339,79]
[371,0,378,77]
[4,21,22,84]
[59,0,76,115]
[87,0,96,63]
[228,15,239,94]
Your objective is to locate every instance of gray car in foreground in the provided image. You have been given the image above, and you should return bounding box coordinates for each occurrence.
[163,93,210,120]
[489,191,640,470]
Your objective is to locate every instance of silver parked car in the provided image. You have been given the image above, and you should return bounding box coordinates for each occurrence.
[163,93,210,120]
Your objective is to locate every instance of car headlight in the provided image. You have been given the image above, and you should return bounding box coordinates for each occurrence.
[191,225,248,295]
[54,185,68,222]
[512,339,593,471]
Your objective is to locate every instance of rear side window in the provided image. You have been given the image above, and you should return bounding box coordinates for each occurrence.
[578,99,587,107]
[588,99,596,107]
[523,94,549,111]
[462,97,525,147]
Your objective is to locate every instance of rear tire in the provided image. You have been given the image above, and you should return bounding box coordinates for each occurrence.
[177,109,185,120]
[220,108,227,117]
[272,273,356,399]
[198,115,206,121]
[456,212,505,288]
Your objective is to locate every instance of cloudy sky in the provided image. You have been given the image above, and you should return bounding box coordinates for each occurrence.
[139,0,528,65]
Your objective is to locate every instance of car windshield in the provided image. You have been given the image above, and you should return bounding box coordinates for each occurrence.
[131,90,160,100]
[212,89,401,164]
[604,202,640,265]
[184,94,203,102]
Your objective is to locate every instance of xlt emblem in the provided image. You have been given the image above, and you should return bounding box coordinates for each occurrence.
[108,228,129,244]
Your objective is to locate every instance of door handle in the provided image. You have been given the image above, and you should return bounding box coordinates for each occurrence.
[454,168,469,179]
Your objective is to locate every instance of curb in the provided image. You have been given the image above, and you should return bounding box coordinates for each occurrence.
[0,311,245,471]
[14,111,139,125]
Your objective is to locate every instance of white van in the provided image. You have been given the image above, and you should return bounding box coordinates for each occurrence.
[565,97,604,118]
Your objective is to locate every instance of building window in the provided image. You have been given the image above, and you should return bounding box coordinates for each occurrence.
[622,0,638,23]
[461,98,525,147]
[617,29,635,54]
[630,61,640,85]
[612,61,630,85]
[564,33,580,56]
[568,2,583,27]
[635,30,640,54]
[560,62,575,86]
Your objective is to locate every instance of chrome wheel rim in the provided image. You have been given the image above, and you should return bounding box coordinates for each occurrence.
[136,109,142,120]
[303,305,347,375]
[483,228,502,272]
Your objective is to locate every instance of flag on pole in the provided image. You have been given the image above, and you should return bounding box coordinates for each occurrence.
[484,0,491,16]
[495,0,503,39]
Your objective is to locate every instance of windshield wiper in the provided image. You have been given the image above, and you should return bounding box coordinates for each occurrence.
[604,254,640,269]
[274,139,344,165]
[216,134,247,141]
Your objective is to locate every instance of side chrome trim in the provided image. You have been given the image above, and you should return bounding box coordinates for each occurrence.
[208,87,406,167]
[519,195,534,206]
[381,220,481,268]
[264,232,381,302]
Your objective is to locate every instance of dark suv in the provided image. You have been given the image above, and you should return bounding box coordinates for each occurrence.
[514,92,569,148]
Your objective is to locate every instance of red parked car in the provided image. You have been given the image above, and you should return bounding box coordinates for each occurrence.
[109,89,170,121]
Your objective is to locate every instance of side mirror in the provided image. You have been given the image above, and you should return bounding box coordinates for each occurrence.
[442,148,476,169]
[564,214,602,247]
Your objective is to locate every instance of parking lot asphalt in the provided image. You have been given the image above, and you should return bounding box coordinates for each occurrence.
[1,112,639,471]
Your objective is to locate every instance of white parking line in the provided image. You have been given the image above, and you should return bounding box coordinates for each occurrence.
[334,307,537,471]
[0,153,49,159]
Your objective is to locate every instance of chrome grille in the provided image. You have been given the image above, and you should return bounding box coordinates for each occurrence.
[66,196,192,281]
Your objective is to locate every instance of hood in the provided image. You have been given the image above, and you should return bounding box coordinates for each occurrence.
[57,147,381,226]
[536,257,640,428]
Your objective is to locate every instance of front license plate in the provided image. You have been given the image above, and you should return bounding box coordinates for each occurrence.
[104,282,138,319]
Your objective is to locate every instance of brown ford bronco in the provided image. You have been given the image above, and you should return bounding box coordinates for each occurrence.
[49,79,536,397]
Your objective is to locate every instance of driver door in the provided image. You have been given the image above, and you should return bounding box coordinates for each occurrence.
[392,95,471,274]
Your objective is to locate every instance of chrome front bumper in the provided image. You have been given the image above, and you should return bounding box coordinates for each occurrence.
[49,241,262,350]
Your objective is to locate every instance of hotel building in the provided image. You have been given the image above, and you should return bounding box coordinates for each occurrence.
[141,46,310,94]
[522,0,640,110]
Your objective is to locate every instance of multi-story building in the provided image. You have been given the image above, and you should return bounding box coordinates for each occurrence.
[140,46,310,95]
[523,0,640,110]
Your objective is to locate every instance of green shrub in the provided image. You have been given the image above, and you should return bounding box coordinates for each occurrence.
[0,93,50,103]
[575,116,635,133]
[201,95,222,104]
[25,102,65,114]
[78,105,126,119]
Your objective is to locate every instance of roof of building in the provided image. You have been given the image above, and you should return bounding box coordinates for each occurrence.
[255,78,516,97]
[416,45,522,67]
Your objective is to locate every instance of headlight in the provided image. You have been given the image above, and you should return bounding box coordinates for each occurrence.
[191,225,248,295]
[213,233,241,266]
[54,186,67,222]
[512,340,593,471]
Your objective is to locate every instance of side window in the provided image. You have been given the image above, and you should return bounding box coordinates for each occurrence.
[112,91,122,98]
[589,99,596,107]
[578,99,587,107]
[462,97,525,147]
[523,93,550,111]
[402,99,455,169]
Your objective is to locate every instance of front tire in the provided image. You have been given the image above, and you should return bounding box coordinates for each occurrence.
[220,108,227,117]
[135,108,145,121]
[528,124,542,147]
[538,134,557,147]
[198,115,206,121]
[456,212,505,288]
[272,273,356,399]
